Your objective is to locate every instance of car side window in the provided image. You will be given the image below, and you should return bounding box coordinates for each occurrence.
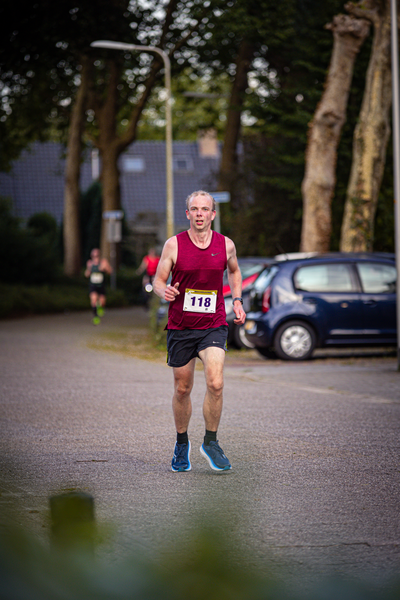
[357,262,396,294]
[294,263,356,292]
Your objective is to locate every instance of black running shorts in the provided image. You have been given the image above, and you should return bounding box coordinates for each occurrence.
[89,284,106,296]
[166,326,228,368]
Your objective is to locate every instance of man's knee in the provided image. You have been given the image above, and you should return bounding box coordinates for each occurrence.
[206,374,224,397]
[174,379,193,399]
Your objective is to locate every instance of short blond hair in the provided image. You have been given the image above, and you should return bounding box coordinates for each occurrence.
[185,190,216,212]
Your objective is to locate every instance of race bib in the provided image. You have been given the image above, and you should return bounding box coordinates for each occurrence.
[90,272,104,284]
[183,288,217,313]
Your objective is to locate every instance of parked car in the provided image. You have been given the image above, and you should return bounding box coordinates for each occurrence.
[224,257,271,349]
[244,252,397,360]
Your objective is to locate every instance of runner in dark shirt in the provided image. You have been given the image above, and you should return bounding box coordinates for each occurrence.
[84,249,112,325]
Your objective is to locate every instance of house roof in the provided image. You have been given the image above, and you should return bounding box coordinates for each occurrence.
[0,140,220,229]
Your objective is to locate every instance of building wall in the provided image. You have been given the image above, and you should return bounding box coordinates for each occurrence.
[0,140,220,231]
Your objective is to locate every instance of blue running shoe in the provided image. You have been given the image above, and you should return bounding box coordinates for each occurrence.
[171,441,191,472]
[200,441,231,471]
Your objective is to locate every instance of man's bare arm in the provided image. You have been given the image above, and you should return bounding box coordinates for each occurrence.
[153,237,180,302]
[100,258,112,274]
[84,260,92,278]
[225,237,246,325]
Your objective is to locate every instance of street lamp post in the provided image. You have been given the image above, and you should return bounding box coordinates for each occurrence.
[90,40,174,240]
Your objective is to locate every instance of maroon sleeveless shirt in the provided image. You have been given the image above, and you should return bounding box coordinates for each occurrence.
[167,230,228,330]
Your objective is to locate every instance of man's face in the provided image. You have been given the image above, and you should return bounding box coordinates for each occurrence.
[186,195,215,231]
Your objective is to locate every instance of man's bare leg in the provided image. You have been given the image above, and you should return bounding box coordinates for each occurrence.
[89,292,100,323]
[198,346,231,470]
[198,346,225,430]
[90,292,99,311]
[172,358,196,433]
[171,359,195,472]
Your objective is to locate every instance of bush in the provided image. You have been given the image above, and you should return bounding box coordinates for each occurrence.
[0,282,127,319]
[27,212,58,242]
[0,198,60,284]
[115,267,143,305]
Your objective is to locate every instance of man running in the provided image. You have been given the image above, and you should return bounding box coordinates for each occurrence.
[136,247,160,306]
[136,247,160,284]
[84,248,112,324]
[153,190,245,472]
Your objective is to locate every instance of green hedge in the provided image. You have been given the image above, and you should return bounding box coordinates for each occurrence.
[114,267,143,305]
[0,267,147,319]
[0,282,127,319]
[0,199,61,284]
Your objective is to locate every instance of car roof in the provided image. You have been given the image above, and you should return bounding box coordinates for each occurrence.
[273,251,395,265]
[237,256,271,264]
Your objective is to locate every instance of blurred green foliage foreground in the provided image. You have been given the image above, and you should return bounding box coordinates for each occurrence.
[1,491,399,600]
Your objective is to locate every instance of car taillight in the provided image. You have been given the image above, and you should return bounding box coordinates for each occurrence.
[262,286,271,313]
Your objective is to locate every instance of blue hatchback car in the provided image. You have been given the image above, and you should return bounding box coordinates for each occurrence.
[244,252,397,360]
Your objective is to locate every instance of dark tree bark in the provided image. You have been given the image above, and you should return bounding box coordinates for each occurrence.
[300,14,370,252]
[63,56,90,276]
[218,38,255,198]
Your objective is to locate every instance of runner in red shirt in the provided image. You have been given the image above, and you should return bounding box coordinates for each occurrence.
[137,248,160,281]
[153,191,245,472]
[136,247,160,301]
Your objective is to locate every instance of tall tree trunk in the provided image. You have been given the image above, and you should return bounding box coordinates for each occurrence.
[340,0,392,252]
[63,56,90,276]
[96,59,121,260]
[218,38,255,198]
[300,14,370,252]
[99,145,121,259]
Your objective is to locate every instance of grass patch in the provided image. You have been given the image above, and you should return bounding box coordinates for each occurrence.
[87,328,168,363]
[86,296,168,363]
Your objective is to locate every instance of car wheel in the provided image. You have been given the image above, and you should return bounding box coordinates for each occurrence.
[232,324,255,349]
[274,321,316,361]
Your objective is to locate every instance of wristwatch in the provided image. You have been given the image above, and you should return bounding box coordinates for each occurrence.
[232,297,243,305]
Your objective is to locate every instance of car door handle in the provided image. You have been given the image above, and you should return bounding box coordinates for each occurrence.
[363,299,377,307]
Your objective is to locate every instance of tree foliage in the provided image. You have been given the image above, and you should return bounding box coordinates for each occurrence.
[0,0,396,259]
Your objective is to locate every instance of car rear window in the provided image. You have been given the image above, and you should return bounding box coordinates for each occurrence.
[357,262,396,293]
[223,261,266,286]
[294,263,356,292]
[253,265,280,291]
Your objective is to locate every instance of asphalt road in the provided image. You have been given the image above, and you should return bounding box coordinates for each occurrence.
[0,307,399,593]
